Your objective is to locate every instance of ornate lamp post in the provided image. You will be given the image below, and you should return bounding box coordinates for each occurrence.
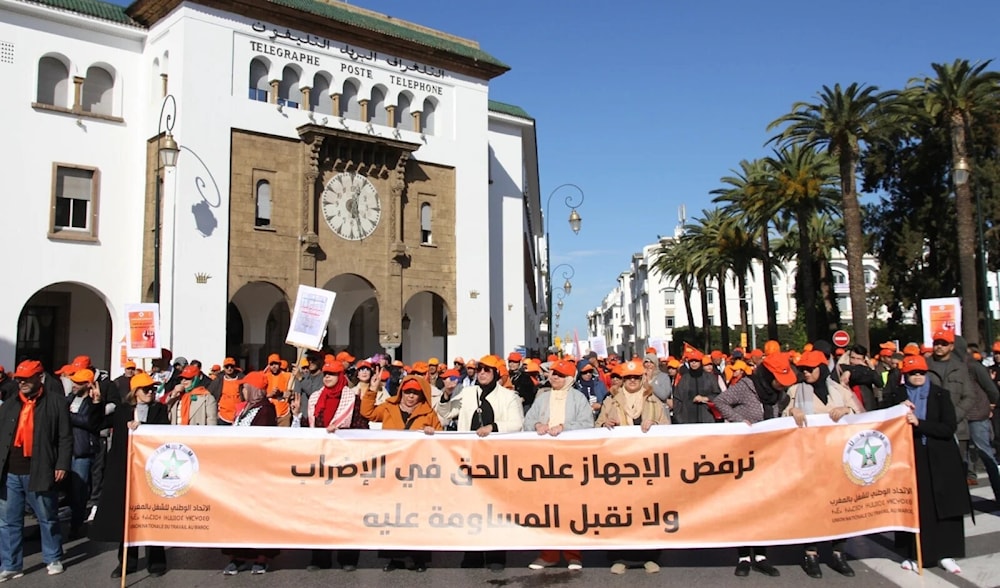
[953,157,991,345]
[153,94,179,304]
[545,184,585,348]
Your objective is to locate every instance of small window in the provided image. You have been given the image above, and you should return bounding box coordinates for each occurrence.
[255,180,272,227]
[864,268,874,286]
[370,87,387,125]
[248,58,269,102]
[277,66,300,109]
[81,66,114,115]
[834,271,846,285]
[51,165,98,238]
[663,288,675,305]
[311,74,331,113]
[665,315,675,328]
[342,81,360,119]
[420,203,432,244]
[420,98,436,134]
[707,290,714,304]
[396,94,412,130]
[37,56,69,107]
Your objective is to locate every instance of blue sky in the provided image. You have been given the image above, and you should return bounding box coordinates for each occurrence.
[119,0,1000,343]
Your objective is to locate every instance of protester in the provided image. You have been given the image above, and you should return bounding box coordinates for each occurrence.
[523,359,593,571]
[885,355,970,574]
[167,365,218,426]
[926,330,976,486]
[208,357,242,426]
[66,368,105,539]
[89,372,168,578]
[0,360,71,580]
[673,348,722,424]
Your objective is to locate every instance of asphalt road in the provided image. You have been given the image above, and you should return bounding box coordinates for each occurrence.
[8,475,1000,588]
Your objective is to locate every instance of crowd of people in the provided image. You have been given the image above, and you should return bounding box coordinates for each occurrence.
[0,326,995,581]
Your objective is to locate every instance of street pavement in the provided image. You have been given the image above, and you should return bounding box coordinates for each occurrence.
[9,473,1000,588]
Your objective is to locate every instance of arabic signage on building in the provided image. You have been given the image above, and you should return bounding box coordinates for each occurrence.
[124,406,917,549]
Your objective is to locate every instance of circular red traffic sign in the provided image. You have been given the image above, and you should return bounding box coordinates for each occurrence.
[832,330,850,347]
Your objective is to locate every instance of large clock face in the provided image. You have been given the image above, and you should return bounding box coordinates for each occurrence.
[320,172,381,241]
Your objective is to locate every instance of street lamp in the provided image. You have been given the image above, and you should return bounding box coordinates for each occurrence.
[953,157,991,346]
[153,94,179,304]
[544,184,585,348]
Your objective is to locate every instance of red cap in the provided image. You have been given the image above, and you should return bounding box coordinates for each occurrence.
[901,355,929,373]
[992,341,1000,353]
[762,354,797,387]
[240,371,269,390]
[410,361,428,375]
[795,350,827,369]
[750,349,764,358]
[321,360,344,374]
[400,378,423,393]
[13,360,43,379]
[71,355,91,369]
[180,365,201,379]
[335,351,356,363]
[710,350,724,360]
[55,364,75,376]
[356,361,373,370]
[903,343,921,356]
[210,364,221,371]
[550,360,576,377]
[441,369,460,379]
[932,329,955,344]
[507,352,523,362]
[380,370,390,381]
[267,353,281,364]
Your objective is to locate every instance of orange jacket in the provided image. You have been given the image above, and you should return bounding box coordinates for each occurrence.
[360,376,442,431]
[217,377,242,423]
[265,370,291,416]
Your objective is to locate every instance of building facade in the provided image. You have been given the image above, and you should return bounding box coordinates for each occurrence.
[2,0,544,373]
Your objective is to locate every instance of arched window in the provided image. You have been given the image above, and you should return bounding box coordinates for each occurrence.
[248,58,269,102]
[420,203,432,244]
[278,66,300,108]
[396,94,412,130]
[255,180,272,227]
[421,99,436,134]
[81,66,114,115]
[370,87,387,126]
[37,56,69,107]
[833,271,846,285]
[342,81,360,120]
[311,74,331,113]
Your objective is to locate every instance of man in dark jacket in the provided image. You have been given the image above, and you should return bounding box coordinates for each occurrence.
[959,337,1000,497]
[0,361,72,580]
[65,369,105,538]
[927,330,975,479]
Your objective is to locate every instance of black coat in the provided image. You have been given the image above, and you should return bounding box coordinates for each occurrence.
[67,393,104,458]
[884,381,971,520]
[89,401,170,543]
[0,375,72,492]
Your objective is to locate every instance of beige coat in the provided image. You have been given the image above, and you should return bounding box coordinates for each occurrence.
[595,386,670,427]
[785,377,862,416]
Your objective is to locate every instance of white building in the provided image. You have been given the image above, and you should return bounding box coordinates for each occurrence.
[1,0,544,373]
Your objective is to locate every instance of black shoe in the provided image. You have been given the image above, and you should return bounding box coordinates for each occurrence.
[488,563,505,572]
[383,560,403,572]
[753,559,780,577]
[110,567,122,579]
[801,554,822,578]
[341,564,357,572]
[735,560,751,577]
[829,552,855,577]
[148,565,167,577]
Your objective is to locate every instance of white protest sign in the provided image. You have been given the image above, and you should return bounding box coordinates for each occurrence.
[286,286,337,351]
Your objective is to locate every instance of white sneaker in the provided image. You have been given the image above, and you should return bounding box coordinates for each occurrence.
[46,561,64,575]
[0,570,24,582]
[939,558,961,574]
[900,559,917,571]
[86,505,98,522]
[643,561,660,574]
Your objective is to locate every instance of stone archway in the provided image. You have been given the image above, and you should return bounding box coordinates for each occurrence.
[229,281,293,369]
[401,290,449,363]
[17,282,113,371]
[323,274,380,358]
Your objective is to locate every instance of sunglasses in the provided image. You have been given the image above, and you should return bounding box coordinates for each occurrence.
[907,370,928,376]
[932,341,951,346]
[623,375,642,381]
[476,365,494,373]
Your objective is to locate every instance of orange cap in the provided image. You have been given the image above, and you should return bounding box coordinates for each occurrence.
[619,360,643,377]
[240,371,269,390]
[710,350,724,360]
[762,354,797,387]
[427,357,440,366]
[124,360,137,369]
[356,361,373,370]
[441,369,461,379]
[223,357,237,367]
[321,361,344,374]
[180,365,201,379]
[267,353,281,364]
[478,355,505,372]
[992,341,1000,353]
[211,364,222,371]
[903,343,921,356]
[931,329,955,343]
[410,361,429,375]
[129,372,156,391]
[13,360,43,379]
[71,355,91,369]
[901,355,928,373]
[70,369,94,384]
[795,350,827,369]
[279,360,289,370]
[763,340,781,356]
[507,352,523,362]
[550,360,577,377]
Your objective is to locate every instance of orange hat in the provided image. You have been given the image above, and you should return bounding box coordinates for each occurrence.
[763,340,781,356]
[878,348,893,357]
[124,360,137,369]
[710,350,724,360]
[666,358,681,369]
[973,351,983,361]
[507,352,523,362]
[931,329,955,344]
[620,360,643,377]
[645,347,658,355]
[355,361,373,370]
[380,370,390,381]
[879,341,897,352]
[441,369,461,379]
[684,348,704,362]
[834,347,846,356]
[71,355,91,369]
[13,360,43,379]
[802,343,814,353]
[279,360,289,370]
[546,354,559,363]
[267,353,281,364]
[321,360,344,374]
[610,363,624,377]
[550,360,576,377]
[335,351,356,363]
[903,343,921,356]
[55,364,75,376]
[478,355,505,372]
[211,364,222,372]
[180,365,201,379]
[400,377,424,393]
[453,357,465,365]
[298,358,309,368]
[70,369,94,384]
[730,359,752,374]
[749,349,764,358]
[992,341,1000,353]
[523,362,541,374]
[410,361,428,375]
[579,364,595,373]
[427,357,440,366]
[240,370,269,390]
[795,350,827,369]
[223,357,237,367]
[129,372,156,391]
[762,353,797,387]
[392,359,404,367]
[901,355,929,373]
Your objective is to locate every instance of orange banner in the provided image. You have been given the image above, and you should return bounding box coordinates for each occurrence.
[125,407,918,549]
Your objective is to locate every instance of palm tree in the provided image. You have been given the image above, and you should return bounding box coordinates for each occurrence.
[768,83,897,351]
[763,145,840,341]
[651,237,697,335]
[908,59,1000,346]
[710,159,781,341]
[685,210,731,350]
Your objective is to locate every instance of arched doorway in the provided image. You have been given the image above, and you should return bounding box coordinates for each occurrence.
[402,291,448,363]
[323,274,379,358]
[229,281,292,369]
[17,282,113,371]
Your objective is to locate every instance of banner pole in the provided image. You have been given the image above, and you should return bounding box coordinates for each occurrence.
[915,532,923,575]
[120,430,135,588]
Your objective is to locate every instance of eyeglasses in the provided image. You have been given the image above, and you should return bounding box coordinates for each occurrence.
[907,370,928,376]
[224,365,236,369]
[623,375,642,381]
[476,366,494,373]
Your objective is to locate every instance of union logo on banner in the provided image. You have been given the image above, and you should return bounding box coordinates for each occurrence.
[145,443,200,498]
[842,430,892,486]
